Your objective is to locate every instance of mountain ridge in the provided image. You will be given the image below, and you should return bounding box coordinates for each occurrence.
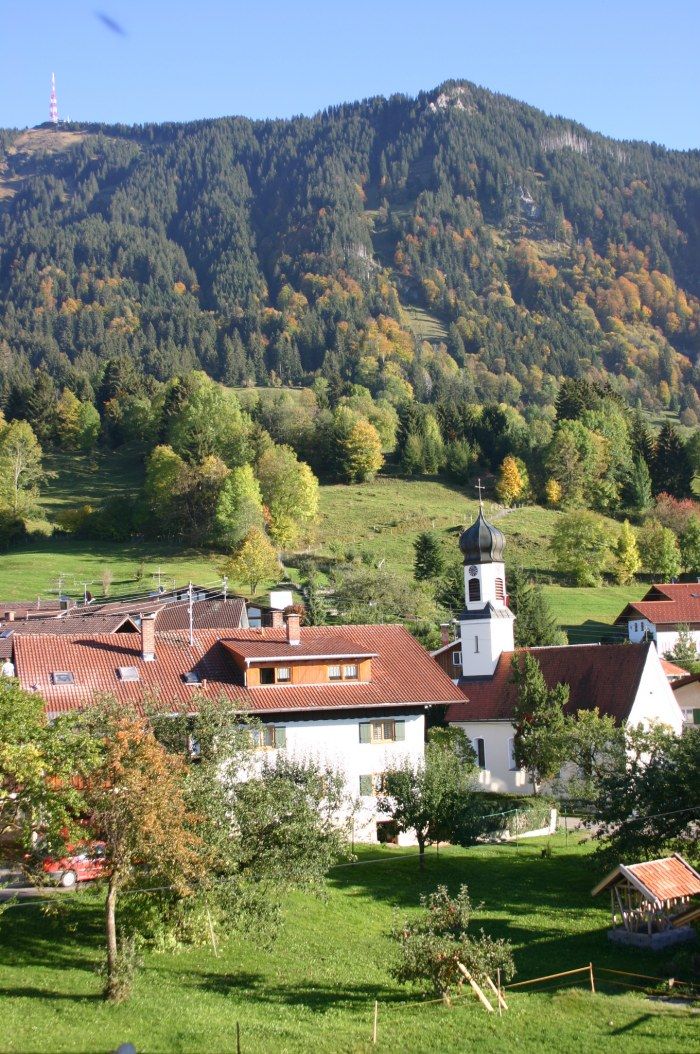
[0,78,699,421]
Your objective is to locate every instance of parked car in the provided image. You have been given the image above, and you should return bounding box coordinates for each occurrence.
[41,841,108,887]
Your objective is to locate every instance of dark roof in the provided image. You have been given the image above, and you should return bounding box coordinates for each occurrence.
[445,643,653,723]
[222,628,376,664]
[459,508,505,565]
[154,598,248,631]
[0,614,137,658]
[14,624,465,716]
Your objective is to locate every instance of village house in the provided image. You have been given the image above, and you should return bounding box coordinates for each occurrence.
[672,672,700,727]
[433,505,684,794]
[614,582,700,656]
[9,613,464,844]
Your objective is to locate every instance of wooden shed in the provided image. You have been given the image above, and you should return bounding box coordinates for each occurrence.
[592,854,700,949]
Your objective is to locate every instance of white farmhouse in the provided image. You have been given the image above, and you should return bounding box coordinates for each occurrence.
[433,505,684,794]
[615,583,700,656]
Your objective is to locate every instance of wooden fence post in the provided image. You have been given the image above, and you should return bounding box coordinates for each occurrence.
[457,963,494,1012]
[372,1000,378,1045]
[236,1021,241,1054]
[589,962,595,994]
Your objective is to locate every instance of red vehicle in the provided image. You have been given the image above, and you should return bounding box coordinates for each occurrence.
[41,841,108,887]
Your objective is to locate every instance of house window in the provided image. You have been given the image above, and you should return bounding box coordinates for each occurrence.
[472,737,486,769]
[252,725,287,749]
[495,578,505,602]
[474,636,480,654]
[117,666,140,682]
[507,737,517,771]
[359,719,406,744]
[183,671,201,685]
[468,578,481,602]
[328,664,341,680]
[359,774,384,796]
[343,664,358,679]
[451,650,462,667]
[277,666,291,682]
[260,667,275,685]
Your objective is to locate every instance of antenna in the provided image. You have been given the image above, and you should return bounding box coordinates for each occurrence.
[49,72,58,125]
[188,581,194,647]
[222,575,228,602]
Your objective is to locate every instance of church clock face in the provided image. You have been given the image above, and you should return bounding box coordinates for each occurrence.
[468,566,478,577]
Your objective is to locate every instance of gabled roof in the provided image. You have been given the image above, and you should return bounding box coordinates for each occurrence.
[0,614,137,658]
[592,855,700,903]
[615,582,700,627]
[154,598,248,632]
[15,624,464,717]
[671,671,700,691]
[445,643,653,723]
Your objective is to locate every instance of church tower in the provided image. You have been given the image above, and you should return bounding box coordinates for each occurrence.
[456,490,514,677]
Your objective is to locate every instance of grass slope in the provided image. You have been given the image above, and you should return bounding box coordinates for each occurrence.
[0,836,696,1053]
[0,460,643,626]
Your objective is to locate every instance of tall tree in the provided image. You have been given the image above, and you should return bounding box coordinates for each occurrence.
[0,420,44,517]
[257,444,319,547]
[652,423,693,498]
[508,566,565,647]
[613,520,641,585]
[638,521,682,581]
[223,526,279,594]
[550,511,610,586]
[510,652,569,793]
[413,531,445,582]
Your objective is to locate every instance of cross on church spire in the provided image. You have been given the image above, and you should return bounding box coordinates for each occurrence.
[475,478,485,511]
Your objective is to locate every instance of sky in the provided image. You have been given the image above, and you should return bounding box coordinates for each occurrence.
[2,1,699,149]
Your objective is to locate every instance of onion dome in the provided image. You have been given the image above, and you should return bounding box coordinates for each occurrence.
[459,508,505,564]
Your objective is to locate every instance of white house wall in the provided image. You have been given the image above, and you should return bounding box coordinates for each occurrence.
[627,618,700,656]
[449,719,529,794]
[264,712,426,843]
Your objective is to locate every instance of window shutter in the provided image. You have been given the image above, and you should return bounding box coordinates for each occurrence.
[359,774,372,796]
[394,720,406,741]
[473,737,485,768]
[693,709,700,725]
[359,722,371,744]
[275,726,286,749]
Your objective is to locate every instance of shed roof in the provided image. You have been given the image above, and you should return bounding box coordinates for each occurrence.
[592,855,700,903]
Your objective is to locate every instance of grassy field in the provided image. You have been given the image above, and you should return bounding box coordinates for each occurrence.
[0,836,696,1053]
[40,449,144,515]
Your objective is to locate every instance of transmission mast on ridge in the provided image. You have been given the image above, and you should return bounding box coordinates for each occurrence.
[49,72,58,124]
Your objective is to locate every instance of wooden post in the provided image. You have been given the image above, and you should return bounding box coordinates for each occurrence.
[457,962,494,1012]
[486,973,507,1012]
[372,1000,378,1045]
[236,1021,241,1054]
[589,962,595,994]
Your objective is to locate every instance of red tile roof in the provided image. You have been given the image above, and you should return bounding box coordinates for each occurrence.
[660,658,690,679]
[0,614,137,658]
[154,598,247,632]
[445,643,652,723]
[615,582,700,627]
[14,624,464,717]
[593,855,700,903]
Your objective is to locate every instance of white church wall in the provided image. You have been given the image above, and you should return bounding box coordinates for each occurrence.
[449,719,530,794]
[626,647,684,734]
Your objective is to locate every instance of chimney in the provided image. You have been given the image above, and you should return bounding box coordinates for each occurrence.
[4,611,15,622]
[440,622,451,646]
[140,611,157,661]
[270,609,284,628]
[286,612,301,646]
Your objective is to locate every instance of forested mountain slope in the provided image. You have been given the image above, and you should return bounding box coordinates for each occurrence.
[1,80,699,416]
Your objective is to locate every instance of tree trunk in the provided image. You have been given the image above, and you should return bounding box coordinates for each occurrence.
[105,873,119,1000]
[418,834,426,871]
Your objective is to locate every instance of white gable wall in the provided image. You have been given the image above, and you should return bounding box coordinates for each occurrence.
[626,646,684,734]
[448,718,529,794]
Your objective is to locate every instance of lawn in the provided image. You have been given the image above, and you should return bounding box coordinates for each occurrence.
[0,836,696,1053]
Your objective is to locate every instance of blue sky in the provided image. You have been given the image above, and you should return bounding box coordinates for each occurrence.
[2,1,698,149]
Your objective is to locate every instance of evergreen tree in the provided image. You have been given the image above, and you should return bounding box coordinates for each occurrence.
[510,652,569,793]
[652,423,693,498]
[508,566,565,647]
[625,455,653,512]
[413,532,445,582]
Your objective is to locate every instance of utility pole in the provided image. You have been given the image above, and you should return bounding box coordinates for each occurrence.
[188,581,194,646]
[154,566,164,592]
